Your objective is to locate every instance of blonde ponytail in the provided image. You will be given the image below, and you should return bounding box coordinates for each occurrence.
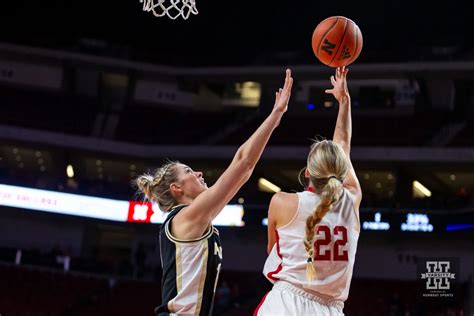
[303,140,348,283]
[135,161,180,212]
[304,178,341,282]
[136,174,156,201]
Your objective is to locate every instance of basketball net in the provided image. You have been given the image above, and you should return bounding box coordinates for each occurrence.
[140,0,198,20]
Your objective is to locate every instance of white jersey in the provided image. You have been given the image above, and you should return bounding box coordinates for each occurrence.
[263,189,360,302]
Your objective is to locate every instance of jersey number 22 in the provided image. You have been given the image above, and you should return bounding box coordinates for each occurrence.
[314,225,348,261]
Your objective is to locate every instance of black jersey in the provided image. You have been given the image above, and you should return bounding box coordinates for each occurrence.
[155,205,223,316]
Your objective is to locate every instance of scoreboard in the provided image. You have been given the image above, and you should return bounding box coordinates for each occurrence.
[360,210,473,233]
[261,209,474,234]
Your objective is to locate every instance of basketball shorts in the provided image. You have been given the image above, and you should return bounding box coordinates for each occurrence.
[254,281,344,316]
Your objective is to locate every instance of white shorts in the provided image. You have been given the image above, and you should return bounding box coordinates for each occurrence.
[254,281,344,316]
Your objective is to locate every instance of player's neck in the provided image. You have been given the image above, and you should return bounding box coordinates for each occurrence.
[177,196,194,206]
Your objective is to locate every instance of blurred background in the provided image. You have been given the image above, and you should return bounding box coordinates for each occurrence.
[0,0,473,315]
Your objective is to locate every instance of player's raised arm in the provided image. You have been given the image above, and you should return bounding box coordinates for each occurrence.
[173,69,293,239]
[325,66,361,208]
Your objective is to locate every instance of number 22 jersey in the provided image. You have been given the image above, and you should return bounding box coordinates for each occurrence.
[263,189,360,302]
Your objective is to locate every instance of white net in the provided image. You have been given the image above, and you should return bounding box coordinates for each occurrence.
[140,0,198,20]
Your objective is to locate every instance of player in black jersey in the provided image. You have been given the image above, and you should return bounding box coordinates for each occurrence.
[135,69,293,315]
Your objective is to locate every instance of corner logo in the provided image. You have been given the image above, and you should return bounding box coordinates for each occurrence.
[417,258,459,301]
[421,261,455,290]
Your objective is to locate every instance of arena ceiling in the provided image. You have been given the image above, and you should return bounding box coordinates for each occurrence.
[1,0,472,67]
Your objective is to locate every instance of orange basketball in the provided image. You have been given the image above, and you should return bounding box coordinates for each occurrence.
[311,16,363,67]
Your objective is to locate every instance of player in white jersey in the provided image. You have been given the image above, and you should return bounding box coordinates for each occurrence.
[135,69,293,315]
[255,66,362,316]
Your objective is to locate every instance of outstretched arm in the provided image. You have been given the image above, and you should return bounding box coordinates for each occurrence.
[175,69,294,238]
[325,67,362,209]
[326,67,351,153]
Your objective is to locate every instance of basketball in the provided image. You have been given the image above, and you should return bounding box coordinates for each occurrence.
[311,16,363,67]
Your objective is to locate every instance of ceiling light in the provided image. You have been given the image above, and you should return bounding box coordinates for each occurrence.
[66,165,75,178]
[258,178,281,193]
[413,180,431,198]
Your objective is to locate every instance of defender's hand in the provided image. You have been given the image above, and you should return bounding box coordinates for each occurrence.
[272,69,293,114]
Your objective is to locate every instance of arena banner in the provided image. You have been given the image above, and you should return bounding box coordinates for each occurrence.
[0,184,244,226]
[0,59,63,89]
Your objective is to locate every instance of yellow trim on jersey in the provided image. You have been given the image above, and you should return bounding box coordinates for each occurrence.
[194,241,209,316]
[165,219,214,243]
[167,300,174,313]
[176,244,183,292]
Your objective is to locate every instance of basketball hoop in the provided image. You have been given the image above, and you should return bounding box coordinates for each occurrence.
[140,0,198,20]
